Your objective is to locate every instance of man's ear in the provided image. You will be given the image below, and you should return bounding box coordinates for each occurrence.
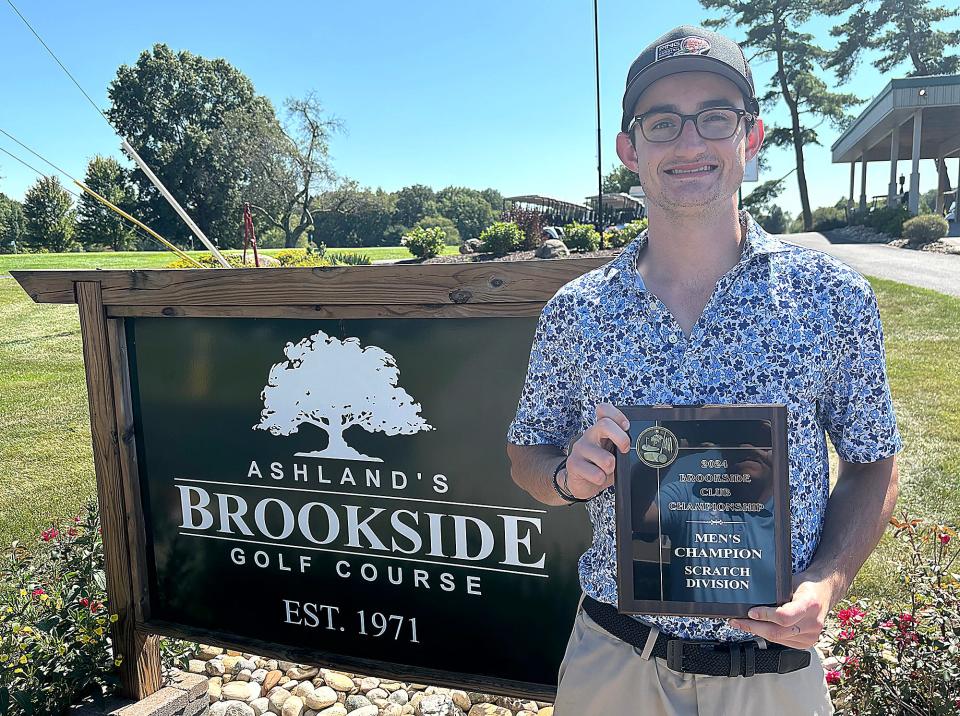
[616,132,640,173]
[746,118,764,162]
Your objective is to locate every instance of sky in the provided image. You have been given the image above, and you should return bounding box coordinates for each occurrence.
[0,0,957,220]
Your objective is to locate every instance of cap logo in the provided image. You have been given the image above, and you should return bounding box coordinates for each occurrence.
[655,36,711,61]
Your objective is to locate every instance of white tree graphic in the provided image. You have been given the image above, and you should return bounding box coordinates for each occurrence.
[253,330,433,462]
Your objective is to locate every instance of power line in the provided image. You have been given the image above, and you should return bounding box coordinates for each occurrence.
[4,0,114,130]
[0,127,78,182]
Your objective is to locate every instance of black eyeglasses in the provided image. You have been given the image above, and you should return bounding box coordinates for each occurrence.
[628,107,755,143]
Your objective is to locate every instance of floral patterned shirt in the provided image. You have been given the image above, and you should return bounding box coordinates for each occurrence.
[507,210,902,642]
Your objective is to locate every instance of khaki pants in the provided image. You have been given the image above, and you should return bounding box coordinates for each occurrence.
[554,607,834,716]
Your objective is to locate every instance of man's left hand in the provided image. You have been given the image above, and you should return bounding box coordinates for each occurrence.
[729,573,835,649]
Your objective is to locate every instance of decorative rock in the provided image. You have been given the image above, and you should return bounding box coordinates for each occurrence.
[207,660,227,677]
[210,703,229,716]
[209,677,223,703]
[359,676,380,692]
[380,682,402,692]
[292,682,314,698]
[389,689,410,706]
[316,705,348,716]
[223,681,255,701]
[250,698,270,716]
[382,706,404,716]
[278,661,297,672]
[282,695,306,716]
[450,691,470,711]
[227,649,243,657]
[289,666,320,680]
[238,669,253,682]
[324,672,355,692]
[518,712,537,716]
[240,658,259,672]
[224,703,256,716]
[537,709,553,715]
[185,659,205,675]
[269,687,292,713]
[223,656,242,674]
[344,694,371,711]
[198,645,224,660]
[263,670,283,692]
[467,706,511,716]
[304,686,338,710]
[251,668,268,683]
[535,239,569,259]
[346,706,378,716]
[416,694,464,716]
[366,687,388,701]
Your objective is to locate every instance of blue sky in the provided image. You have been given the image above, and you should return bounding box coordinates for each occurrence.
[0,0,955,219]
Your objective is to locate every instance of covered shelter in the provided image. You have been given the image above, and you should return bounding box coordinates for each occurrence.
[831,75,960,223]
[584,192,646,226]
[503,195,594,225]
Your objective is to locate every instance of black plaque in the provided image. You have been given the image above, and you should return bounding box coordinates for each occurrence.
[615,405,791,618]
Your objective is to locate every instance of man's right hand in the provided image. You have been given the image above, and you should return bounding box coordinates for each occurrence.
[563,403,631,500]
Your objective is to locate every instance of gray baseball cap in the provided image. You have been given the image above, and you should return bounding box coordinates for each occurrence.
[621,25,759,132]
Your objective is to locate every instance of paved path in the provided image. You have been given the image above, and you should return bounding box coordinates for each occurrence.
[783,232,960,297]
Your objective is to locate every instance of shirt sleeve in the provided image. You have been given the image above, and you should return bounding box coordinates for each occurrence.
[506,292,581,447]
[818,278,902,463]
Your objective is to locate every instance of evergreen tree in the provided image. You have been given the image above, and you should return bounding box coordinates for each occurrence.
[0,193,26,253]
[22,176,76,252]
[76,156,138,250]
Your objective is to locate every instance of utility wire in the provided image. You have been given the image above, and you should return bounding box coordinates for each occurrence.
[0,126,79,183]
[5,0,114,130]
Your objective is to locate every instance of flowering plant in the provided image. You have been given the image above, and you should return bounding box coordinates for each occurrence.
[826,515,960,715]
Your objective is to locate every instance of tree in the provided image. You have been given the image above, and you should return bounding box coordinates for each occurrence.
[76,156,138,250]
[311,181,397,247]
[826,0,959,78]
[215,92,341,249]
[107,44,270,247]
[393,184,437,227]
[436,186,495,241]
[0,193,26,253]
[254,329,433,462]
[22,176,76,252]
[702,0,864,230]
[602,164,637,193]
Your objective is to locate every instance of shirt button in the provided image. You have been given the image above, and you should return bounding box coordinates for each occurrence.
[668,334,679,345]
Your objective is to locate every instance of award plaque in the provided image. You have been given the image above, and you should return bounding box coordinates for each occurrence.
[614,405,791,618]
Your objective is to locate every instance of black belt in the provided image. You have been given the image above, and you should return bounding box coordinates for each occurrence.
[581,596,810,678]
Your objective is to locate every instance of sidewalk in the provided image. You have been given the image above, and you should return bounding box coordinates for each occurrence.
[783,232,960,297]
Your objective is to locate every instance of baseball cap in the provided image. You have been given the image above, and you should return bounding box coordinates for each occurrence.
[621,25,760,133]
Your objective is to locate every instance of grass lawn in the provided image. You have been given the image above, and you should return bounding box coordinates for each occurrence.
[0,272,957,603]
[0,245,459,275]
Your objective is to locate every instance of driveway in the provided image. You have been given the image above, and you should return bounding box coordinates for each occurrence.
[783,232,960,298]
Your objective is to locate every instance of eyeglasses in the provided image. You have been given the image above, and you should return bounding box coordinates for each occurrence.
[628,107,755,143]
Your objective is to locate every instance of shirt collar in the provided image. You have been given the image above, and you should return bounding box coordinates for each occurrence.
[601,210,788,288]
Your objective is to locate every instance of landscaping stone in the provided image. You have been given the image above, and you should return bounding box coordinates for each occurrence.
[323,672,355,692]
[534,239,569,259]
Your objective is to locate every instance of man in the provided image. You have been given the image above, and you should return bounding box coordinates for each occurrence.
[506,25,900,715]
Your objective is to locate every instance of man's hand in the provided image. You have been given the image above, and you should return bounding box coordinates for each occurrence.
[564,403,631,500]
[729,572,835,649]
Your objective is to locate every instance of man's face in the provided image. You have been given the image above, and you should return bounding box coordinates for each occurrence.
[615,71,763,214]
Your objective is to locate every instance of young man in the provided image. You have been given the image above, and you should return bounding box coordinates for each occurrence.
[506,25,900,715]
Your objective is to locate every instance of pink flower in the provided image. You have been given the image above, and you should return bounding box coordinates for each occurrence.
[40,527,59,542]
[940,533,950,545]
[67,527,78,537]
[72,516,81,524]
[825,670,842,685]
[89,601,101,614]
[31,588,45,597]
[838,629,855,641]
[79,597,90,607]
[837,606,866,626]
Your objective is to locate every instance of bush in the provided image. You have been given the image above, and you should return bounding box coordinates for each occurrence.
[563,222,601,253]
[479,221,524,256]
[499,208,545,251]
[328,252,372,266]
[814,218,848,232]
[274,248,307,266]
[825,516,960,715]
[606,218,647,248]
[851,205,911,238]
[401,226,446,259]
[415,216,461,246]
[165,252,251,268]
[901,214,949,246]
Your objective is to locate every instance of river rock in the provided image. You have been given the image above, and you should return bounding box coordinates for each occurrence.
[223,656,242,674]
[250,698,270,716]
[225,703,256,716]
[187,659,206,674]
[416,694,464,716]
[467,706,511,716]
[289,665,319,680]
[269,687,292,712]
[324,672,355,692]
[535,239,569,259]
[197,644,224,660]
[358,676,380,692]
[207,660,226,677]
[282,695,306,716]
[263,670,283,692]
[380,682,402,692]
[344,694,371,711]
[346,706,378,716]
[450,691,470,711]
[304,686,338,710]
[366,687,388,701]
[223,681,255,701]
[316,705,347,716]
[209,677,223,703]
[537,709,554,715]
[389,689,410,706]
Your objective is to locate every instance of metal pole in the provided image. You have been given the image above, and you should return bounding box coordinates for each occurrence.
[121,139,230,267]
[594,0,604,247]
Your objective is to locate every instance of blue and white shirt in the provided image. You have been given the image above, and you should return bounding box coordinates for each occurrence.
[507,210,901,642]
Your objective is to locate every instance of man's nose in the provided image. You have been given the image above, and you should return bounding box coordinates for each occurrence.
[674,117,707,153]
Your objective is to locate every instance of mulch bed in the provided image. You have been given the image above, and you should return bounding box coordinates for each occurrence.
[391,248,624,265]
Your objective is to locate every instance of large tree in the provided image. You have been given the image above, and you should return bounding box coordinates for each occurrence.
[701,0,864,230]
[107,44,270,247]
[393,184,437,227]
[214,92,340,249]
[602,164,637,193]
[22,176,76,252]
[436,186,496,241]
[0,193,26,253]
[311,181,398,247]
[76,156,139,251]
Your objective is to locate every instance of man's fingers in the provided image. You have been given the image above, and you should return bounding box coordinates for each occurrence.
[729,618,814,648]
[573,443,617,477]
[596,403,630,431]
[586,416,631,453]
[566,454,608,487]
[746,604,803,627]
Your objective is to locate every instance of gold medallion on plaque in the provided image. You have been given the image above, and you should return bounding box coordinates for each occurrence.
[635,426,679,468]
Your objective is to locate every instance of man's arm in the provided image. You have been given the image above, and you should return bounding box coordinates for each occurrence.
[731,455,899,648]
[508,404,632,507]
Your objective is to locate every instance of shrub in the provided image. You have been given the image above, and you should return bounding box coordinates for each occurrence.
[606,218,647,248]
[901,214,948,246]
[401,226,446,259]
[825,515,960,715]
[165,252,251,268]
[274,249,307,265]
[851,205,911,238]
[499,208,545,251]
[415,216,461,246]
[563,222,601,253]
[479,221,524,256]
[814,218,847,232]
[328,252,372,266]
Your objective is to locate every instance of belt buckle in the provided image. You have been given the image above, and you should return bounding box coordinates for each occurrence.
[666,639,723,673]
[667,640,757,677]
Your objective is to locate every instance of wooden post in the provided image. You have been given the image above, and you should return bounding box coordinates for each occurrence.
[75,281,162,698]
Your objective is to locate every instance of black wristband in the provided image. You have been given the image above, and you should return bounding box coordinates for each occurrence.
[552,458,589,504]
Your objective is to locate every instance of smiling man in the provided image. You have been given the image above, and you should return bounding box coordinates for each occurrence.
[506,25,900,715]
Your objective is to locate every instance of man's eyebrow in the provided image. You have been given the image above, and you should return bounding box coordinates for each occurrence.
[639,98,740,114]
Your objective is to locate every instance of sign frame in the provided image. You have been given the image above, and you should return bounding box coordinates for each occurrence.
[12,260,607,700]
